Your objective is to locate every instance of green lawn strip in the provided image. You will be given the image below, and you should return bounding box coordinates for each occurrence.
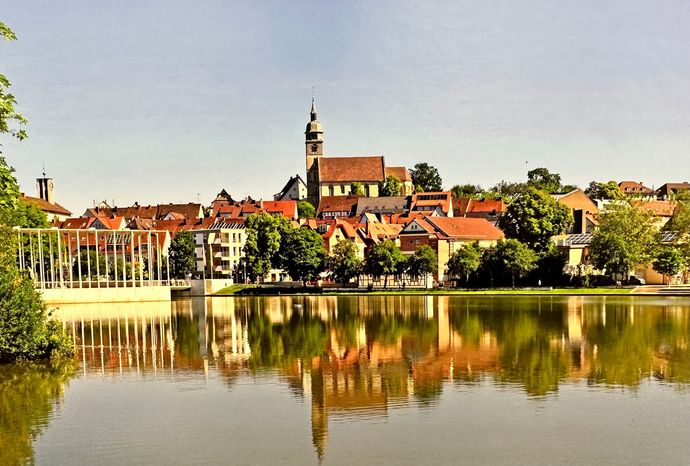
[214,285,634,296]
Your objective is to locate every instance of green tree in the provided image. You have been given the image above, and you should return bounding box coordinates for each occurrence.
[498,187,573,252]
[379,175,402,197]
[409,162,442,192]
[653,247,683,285]
[527,167,562,193]
[483,239,538,288]
[11,199,50,228]
[169,231,196,278]
[328,240,362,284]
[664,196,690,274]
[490,180,528,201]
[447,242,482,286]
[0,21,71,362]
[297,200,316,219]
[281,227,326,284]
[584,181,624,200]
[450,184,483,199]
[365,239,405,288]
[350,182,365,196]
[589,204,658,279]
[406,245,437,279]
[244,212,287,281]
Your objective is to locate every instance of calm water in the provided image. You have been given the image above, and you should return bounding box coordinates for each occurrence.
[3,295,690,465]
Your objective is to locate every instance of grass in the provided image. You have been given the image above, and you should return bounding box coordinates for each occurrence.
[214,285,635,296]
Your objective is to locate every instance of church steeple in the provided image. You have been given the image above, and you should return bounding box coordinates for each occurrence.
[305,95,324,173]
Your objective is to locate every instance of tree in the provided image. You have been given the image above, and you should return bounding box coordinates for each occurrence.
[169,231,196,278]
[498,187,573,252]
[328,240,362,284]
[663,196,690,275]
[409,162,442,192]
[379,175,402,197]
[297,200,315,219]
[365,239,405,288]
[584,181,624,200]
[653,247,683,285]
[450,184,483,199]
[0,21,71,362]
[527,167,562,194]
[350,182,365,196]
[281,227,326,284]
[490,180,528,200]
[406,245,437,279]
[447,242,482,286]
[243,212,285,281]
[482,239,538,288]
[589,204,658,279]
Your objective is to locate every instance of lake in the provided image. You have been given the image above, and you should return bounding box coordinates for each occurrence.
[2,295,690,465]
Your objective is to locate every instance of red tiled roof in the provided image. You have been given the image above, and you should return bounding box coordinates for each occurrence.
[453,197,506,215]
[157,203,202,220]
[260,200,298,219]
[426,217,505,241]
[317,195,359,216]
[21,195,72,216]
[618,181,652,194]
[410,192,453,215]
[632,200,676,217]
[384,166,411,182]
[318,156,385,183]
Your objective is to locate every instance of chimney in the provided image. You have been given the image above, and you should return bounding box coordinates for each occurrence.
[36,177,55,204]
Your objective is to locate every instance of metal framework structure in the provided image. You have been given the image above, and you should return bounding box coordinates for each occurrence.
[15,228,172,289]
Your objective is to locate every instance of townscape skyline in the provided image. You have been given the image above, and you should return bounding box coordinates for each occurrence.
[4,1,690,212]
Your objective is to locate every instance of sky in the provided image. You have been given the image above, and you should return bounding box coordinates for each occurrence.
[3,0,690,213]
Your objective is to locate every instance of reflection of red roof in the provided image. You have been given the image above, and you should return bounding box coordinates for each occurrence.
[384,166,411,182]
[426,217,504,240]
[21,195,72,216]
[319,157,385,183]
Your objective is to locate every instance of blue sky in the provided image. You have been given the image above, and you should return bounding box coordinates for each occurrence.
[3,0,690,212]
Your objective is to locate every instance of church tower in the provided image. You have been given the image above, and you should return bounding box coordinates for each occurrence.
[305,96,323,173]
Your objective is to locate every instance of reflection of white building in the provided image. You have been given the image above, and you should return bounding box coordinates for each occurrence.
[194,221,246,279]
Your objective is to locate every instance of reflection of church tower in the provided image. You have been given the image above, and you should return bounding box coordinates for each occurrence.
[305,97,323,207]
[310,368,329,463]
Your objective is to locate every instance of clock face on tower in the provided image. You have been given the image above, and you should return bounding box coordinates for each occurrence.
[311,143,319,153]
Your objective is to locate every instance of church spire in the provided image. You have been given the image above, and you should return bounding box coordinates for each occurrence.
[310,95,317,121]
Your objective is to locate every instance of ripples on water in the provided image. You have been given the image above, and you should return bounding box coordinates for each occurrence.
[2,295,690,465]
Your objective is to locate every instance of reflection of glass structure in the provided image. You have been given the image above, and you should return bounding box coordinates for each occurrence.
[57,296,690,463]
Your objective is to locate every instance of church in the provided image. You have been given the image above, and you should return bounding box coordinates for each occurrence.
[304,98,413,207]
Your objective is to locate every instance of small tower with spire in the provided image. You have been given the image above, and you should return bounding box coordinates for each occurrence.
[305,95,324,174]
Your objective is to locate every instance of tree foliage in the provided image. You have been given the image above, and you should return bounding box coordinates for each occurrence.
[482,239,538,287]
[498,186,573,252]
[350,182,365,197]
[297,200,315,219]
[490,180,528,200]
[589,204,658,278]
[281,227,326,283]
[406,245,437,279]
[169,231,196,278]
[410,162,442,192]
[653,247,683,285]
[328,240,362,283]
[0,21,27,141]
[584,181,624,200]
[365,240,405,288]
[527,167,563,194]
[447,242,482,286]
[243,212,285,281]
[450,184,483,199]
[379,175,402,197]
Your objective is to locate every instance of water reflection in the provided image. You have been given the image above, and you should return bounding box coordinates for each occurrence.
[0,360,77,465]
[50,295,690,463]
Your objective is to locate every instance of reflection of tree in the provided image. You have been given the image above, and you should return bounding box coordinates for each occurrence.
[247,311,328,367]
[0,360,76,465]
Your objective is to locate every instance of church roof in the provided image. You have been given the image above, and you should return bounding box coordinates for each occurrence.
[21,194,72,216]
[384,166,411,182]
[318,156,385,183]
